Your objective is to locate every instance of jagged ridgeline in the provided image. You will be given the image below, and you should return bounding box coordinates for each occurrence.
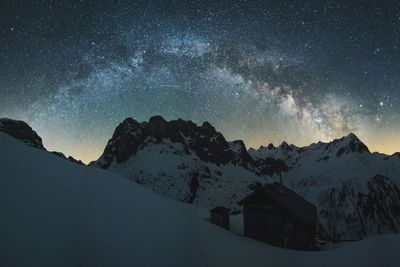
[1,117,400,241]
[90,116,287,207]
[91,116,400,241]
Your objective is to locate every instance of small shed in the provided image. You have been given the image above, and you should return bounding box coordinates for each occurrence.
[210,206,230,230]
[239,182,317,250]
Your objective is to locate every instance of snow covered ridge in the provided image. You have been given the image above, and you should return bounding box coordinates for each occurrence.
[89,116,287,208]
[2,131,400,266]
[249,133,400,240]
[0,118,84,165]
[248,132,371,167]
[90,115,286,175]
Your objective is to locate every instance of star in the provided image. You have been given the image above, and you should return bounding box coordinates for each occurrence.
[1,0,399,161]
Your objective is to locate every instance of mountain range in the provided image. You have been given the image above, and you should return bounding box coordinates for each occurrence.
[2,117,400,266]
[1,116,399,241]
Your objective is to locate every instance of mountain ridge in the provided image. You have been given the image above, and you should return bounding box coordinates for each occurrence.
[0,118,84,165]
[91,115,286,176]
[1,125,399,266]
[90,116,400,240]
[2,116,400,241]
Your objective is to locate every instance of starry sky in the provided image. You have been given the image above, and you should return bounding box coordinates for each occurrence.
[1,0,400,163]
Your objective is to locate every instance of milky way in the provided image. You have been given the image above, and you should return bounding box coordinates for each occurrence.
[1,1,400,162]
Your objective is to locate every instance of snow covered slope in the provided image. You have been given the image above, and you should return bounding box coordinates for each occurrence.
[0,118,83,164]
[0,132,197,266]
[249,133,400,240]
[90,116,286,210]
[0,118,45,150]
[1,129,400,266]
[3,116,398,242]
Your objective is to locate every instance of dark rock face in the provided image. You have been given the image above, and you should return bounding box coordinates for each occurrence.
[255,157,288,176]
[318,175,400,241]
[106,117,143,165]
[229,140,254,165]
[0,118,84,165]
[188,172,200,203]
[0,118,45,150]
[335,133,370,157]
[93,116,287,175]
[358,175,400,234]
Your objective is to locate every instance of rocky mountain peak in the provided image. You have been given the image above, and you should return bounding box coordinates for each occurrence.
[335,132,370,157]
[93,116,288,176]
[278,141,299,151]
[0,118,84,165]
[94,117,243,168]
[346,132,359,140]
[267,143,275,149]
[200,121,215,131]
[0,118,44,150]
[279,141,289,148]
[230,140,247,152]
[148,115,167,129]
[112,117,141,139]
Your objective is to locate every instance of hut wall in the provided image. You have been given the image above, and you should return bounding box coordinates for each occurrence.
[280,216,313,250]
[243,204,283,245]
[287,224,314,250]
[210,213,230,230]
[243,204,314,250]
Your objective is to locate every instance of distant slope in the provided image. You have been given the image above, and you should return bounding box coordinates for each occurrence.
[0,132,196,266]
[1,132,400,267]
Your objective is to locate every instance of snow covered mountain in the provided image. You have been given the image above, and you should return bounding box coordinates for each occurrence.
[249,133,400,240]
[91,117,400,240]
[0,118,45,150]
[3,117,399,241]
[0,118,84,164]
[90,116,286,210]
[2,124,400,266]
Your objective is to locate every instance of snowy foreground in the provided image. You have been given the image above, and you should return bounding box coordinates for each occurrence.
[0,132,399,267]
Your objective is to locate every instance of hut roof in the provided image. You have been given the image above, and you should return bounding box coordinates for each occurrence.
[239,182,317,229]
[210,206,231,215]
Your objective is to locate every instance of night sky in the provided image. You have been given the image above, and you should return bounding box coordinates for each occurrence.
[1,0,400,163]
